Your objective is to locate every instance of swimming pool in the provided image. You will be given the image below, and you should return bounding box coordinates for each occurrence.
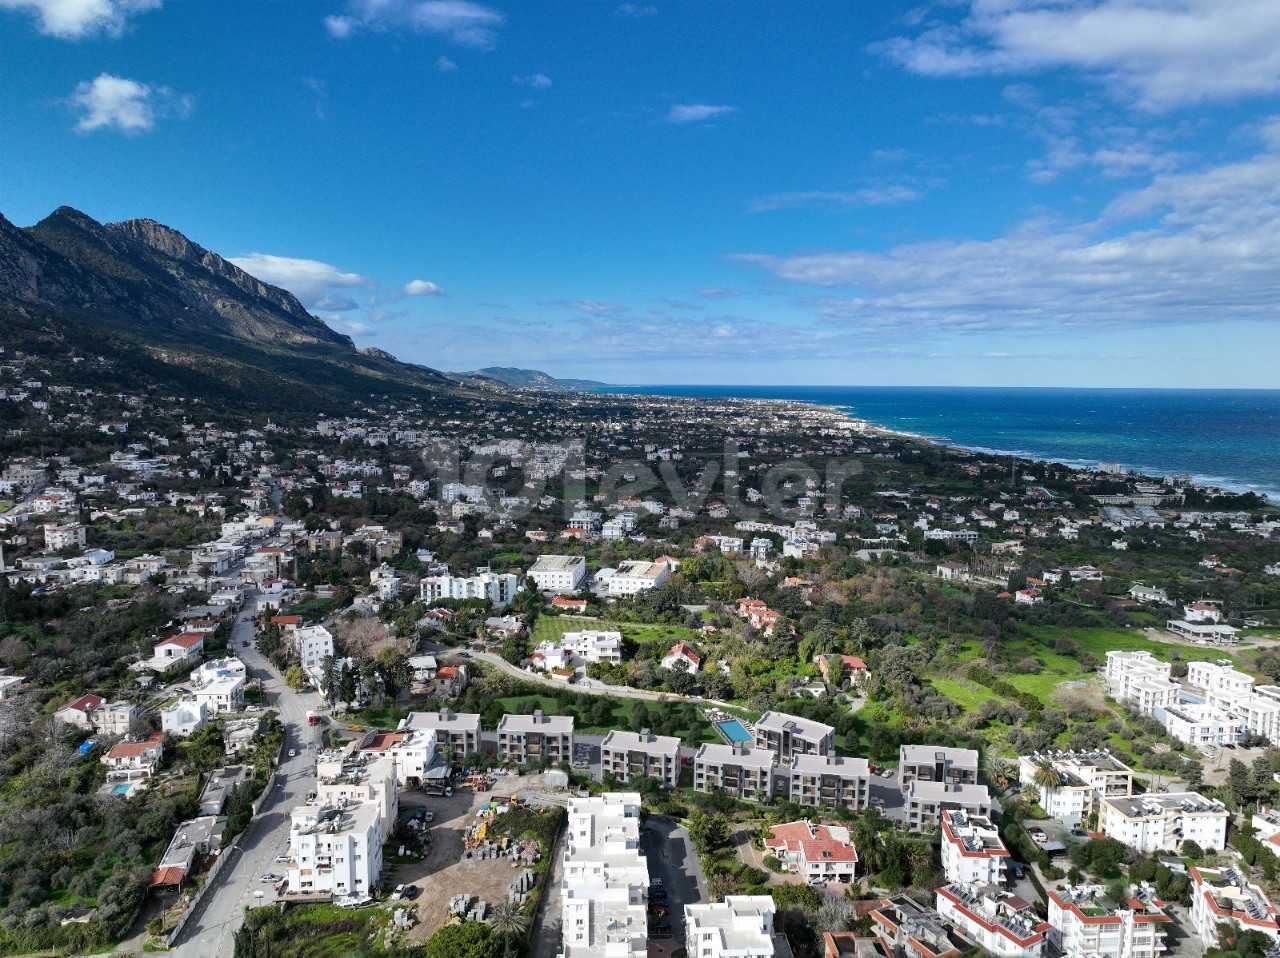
[715,719,753,745]
[111,783,132,796]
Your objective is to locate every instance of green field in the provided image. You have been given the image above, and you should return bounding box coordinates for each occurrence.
[930,676,1000,711]
[532,616,697,650]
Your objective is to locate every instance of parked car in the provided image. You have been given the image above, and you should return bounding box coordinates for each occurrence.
[391,884,405,901]
[403,885,420,901]
[260,873,282,883]
[274,854,291,863]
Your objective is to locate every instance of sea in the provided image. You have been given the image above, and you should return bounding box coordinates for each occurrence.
[603,386,1280,502]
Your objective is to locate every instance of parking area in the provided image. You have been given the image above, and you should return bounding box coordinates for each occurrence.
[395,772,554,942]
[643,818,706,942]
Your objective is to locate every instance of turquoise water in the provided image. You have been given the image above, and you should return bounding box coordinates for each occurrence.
[606,386,1280,501]
[111,783,131,795]
[716,719,753,744]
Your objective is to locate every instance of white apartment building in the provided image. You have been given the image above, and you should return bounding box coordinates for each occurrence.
[787,754,871,811]
[419,569,519,607]
[1047,884,1171,958]
[189,658,246,714]
[607,560,670,596]
[1189,865,1280,949]
[899,745,980,790]
[561,793,649,958]
[286,800,384,899]
[685,897,778,958]
[904,780,992,832]
[694,744,777,801]
[1159,702,1242,752]
[537,631,623,668]
[1186,660,1280,742]
[354,728,437,781]
[314,753,400,832]
[400,709,482,757]
[527,555,587,594]
[161,698,208,737]
[940,809,1009,886]
[294,625,335,686]
[1018,749,1134,828]
[1099,793,1228,854]
[936,883,1051,958]
[1104,651,1179,716]
[498,710,574,765]
[43,521,86,550]
[754,711,835,762]
[600,729,681,788]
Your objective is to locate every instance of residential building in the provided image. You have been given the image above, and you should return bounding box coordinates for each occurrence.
[600,729,680,788]
[1189,865,1280,950]
[607,560,670,596]
[150,815,224,891]
[561,793,649,958]
[1047,884,1171,958]
[694,744,777,801]
[533,630,623,671]
[1018,750,1134,828]
[161,698,208,736]
[904,780,992,832]
[754,711,835,762]
[868,895,974,958]
[102,734,164,781]
[936,883,1050,958]
[286,800,384,899]
[685,897,779,958]
[1159,702,1241,752]
[662,643,702,673]
[1099,793,1228,854]
[55,693,105,730]
[527,554,587,593]
[315,752,400,827]
[899,745,979,791]
[93,700,137,737]
[419,569,519,607]
[354,728,437,781]
[293,625,335,685]
[498,710,574,765]
[764,821,858,884]
[788,754,871,811]
[1104,651,1178,716]
[940,810,1009,886]
[150,632,205,670]
[400,709,481,758]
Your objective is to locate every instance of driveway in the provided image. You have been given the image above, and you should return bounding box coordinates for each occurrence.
[643,818,706,942]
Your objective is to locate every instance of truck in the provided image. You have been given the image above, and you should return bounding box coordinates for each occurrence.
[307,710,318,726]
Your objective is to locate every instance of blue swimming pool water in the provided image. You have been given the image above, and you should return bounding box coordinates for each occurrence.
[716,719,752,744]
[112,783,131,795]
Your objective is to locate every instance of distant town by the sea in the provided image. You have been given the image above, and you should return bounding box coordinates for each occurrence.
[603,386,1280,502]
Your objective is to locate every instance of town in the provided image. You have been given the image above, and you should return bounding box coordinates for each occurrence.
[0,347,1278,958]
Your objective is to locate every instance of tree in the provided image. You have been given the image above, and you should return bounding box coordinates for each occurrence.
[425,921,502,958]
[687,808,731,854]
[488,898,530,957]
[284,665,306,692]
[375,647,412,703]
[1032,761,1060,792]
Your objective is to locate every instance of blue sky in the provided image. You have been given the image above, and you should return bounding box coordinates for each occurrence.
[3,0,1280,387]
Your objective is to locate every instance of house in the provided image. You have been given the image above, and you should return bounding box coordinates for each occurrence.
[600,729,681,788]
[1099,793,1228,854]
[661,643,702,672]
[433,664,469,698]
[55,693,105,730]
[765,820,859,884]
[1047,884,1171,958]
[685,897,778,958]
[151,632,205,670]
[694,744,777,801]
[498,710,574,765]
[551,596,588,613]
[149,814,225,892]
[936,562,970,581]
[1014,588,1043,605]
[1183,602,1223,624]
[868,895,974,958]
[161,698,208,737]
[102,734,164,781]
[399,709,481,758]
[936,883,1050,958]
[816,654,869,686]
[407,655,437,684]
[940,810,1009,886]
[93,701,137,738]
[533,630,622,671]
[754,711,835,762]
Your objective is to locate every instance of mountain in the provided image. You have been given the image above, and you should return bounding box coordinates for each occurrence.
[464,367,608,391]
[0,206,485,417]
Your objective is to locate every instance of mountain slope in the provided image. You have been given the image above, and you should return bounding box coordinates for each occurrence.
[465,366,608,391]
[0,206,484,417]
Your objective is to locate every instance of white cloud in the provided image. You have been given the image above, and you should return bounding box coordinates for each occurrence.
[230,253,368,307]
[736,127,1280,337]
[313,292,360,311]
[70,73,190,134]
[513,73,552,89]
[751,186,921,212]
[874,0,1280,111]
[615,3,656,16]
[551,299,627,315]
[324,0,504,48]
[404,279,445,296]
[0,0,158,38]
[436,55,457,71]
[667,103,736,124]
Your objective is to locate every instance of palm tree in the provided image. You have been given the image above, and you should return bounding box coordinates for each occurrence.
[1032,760,1060,792]
[489,899,529,957]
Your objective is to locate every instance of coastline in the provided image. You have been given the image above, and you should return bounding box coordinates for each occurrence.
[601,385,1279,503]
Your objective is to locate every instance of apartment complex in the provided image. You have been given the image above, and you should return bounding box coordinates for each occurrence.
[940,810,1009,886]
[419,569,519,607]
[607,560,671,596]
[899,745,979,790]
[685,897,779,958]
[601,729,681,788]
[1099,792,1229,854]
[560,793,650,958]
[1189,865,1280,949]
[1104,651,1179,716]
[936,883,1051,958]
[400,709,482,757]
[904,780,992,832]
[754,711,835,762]
[1047,884,1171,958]
[694,744,777,801]
[788,754,871,811]
[1018,749,1134,828]
[498,710,574,765]
[527,554,587,594]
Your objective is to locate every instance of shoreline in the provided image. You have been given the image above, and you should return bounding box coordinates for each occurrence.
[604,386,1278,503]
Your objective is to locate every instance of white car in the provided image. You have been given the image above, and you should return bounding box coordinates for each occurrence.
[275,854,292,863]
[288,749,297,757]
[259,873,282,883]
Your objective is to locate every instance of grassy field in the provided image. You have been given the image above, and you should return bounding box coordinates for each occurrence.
[532,616,697,649]
[930,676,1000,711]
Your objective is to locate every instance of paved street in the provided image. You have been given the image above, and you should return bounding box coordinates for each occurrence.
[643,818,706,942]
[167,596,325,958]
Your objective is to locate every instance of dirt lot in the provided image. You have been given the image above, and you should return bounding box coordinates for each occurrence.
[395,772,553,942]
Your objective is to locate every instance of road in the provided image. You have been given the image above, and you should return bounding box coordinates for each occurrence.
[168,594,325,958]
